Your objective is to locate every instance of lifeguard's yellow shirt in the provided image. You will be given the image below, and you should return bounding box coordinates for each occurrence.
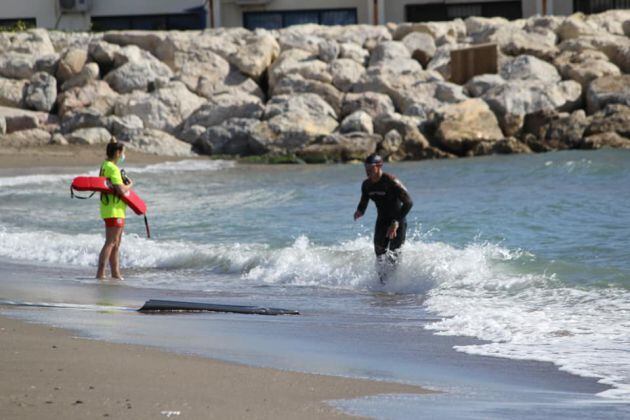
[99,160,127,219]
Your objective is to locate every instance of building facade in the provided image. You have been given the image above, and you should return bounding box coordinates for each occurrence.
[0,0,627,31]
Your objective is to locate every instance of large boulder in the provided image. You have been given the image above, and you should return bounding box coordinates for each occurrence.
[194,70,264,101]
[339,110,373,134]
[57,80,118,118]
[500,55,561,83]
[501,28,558,61]
[470,137,532,156]
[393,80,468,116]
[104,48,173,93]
[328,58,366,92]
[24,72,57,112]
[125,128,193,157]
[557,13,601,41]
[56,48,88,83]
[401,32,436,66]
[553,50,620,90]
[0,105,57,133]
[174,48,231,93]
[394,20,466,44]
[483,80,582,136]
[268,49,331,90]
[0,29,55,56]
[296,132,380,163]
[88,40,122,69]
[0,77,27,108]
[341,92,396,119]
[271,74,343,115]
[435,98,504,155]
[339,42,369,65]
[193,118,259,156]
[586,75,630,114]
[114,81,205,134]
[1,128,51,147]
[249,93,339,153]
[181,92,264,131]
[369,41,411,66]
[522,109,589,151]
[371,112,437,160]
[584,104,630,145]
[465,74,506,97]
[587,10,630,36]
[61,62,100,91]
[60,108,109,133]
[0,52,38,79]
[318,39,340,63]
[67,127,112,145]
[228,32,279,80]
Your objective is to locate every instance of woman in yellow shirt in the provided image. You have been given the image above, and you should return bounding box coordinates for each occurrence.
[96,139,133,280]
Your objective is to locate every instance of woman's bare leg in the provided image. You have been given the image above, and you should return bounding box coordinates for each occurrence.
[109,227,124,279]
[96,226,121,279]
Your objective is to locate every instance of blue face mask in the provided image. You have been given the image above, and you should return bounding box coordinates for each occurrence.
[118,153,126,165]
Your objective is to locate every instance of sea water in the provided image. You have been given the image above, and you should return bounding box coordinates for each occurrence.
[0,149,629,418]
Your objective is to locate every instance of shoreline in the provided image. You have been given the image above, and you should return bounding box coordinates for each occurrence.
[0,314,431,420]
[0,145,198,170]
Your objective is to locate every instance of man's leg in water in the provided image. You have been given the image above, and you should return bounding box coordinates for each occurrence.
[374,221,392,284]
[387,220,407,266]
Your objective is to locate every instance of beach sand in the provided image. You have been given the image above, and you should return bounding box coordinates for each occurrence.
[0,144,197,169]
[0,315,429,420]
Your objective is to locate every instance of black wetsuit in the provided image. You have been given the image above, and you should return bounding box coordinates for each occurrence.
[356,173,413,257]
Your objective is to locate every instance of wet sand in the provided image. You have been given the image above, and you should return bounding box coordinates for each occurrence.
[0,144,197,169]
[0,315,429,420]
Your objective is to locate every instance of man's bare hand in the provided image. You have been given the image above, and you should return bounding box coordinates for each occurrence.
[354,210,363,220]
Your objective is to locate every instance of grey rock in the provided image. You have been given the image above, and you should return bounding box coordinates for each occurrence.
[182,93,264,131]
[522,109,589,151]
[339,42,369,65]
[342,92,395,119]
[88,40,122,68]
[296,132,380,163]
[229,32,280,79]
[271,74,343,115]
[194,70,264,101]
[179,124,206,144]
[585,104,630,140]
[319,40,340,63]
[24,72,57,112]
[268,49,331,90]
[500,55,561,83]
[340,110,373,134]
[436,98,504,155]
[0,116,5,136]
[470,137,532,156]
[104,52,173,93]
[108,114,144,138]
[329,58,366,92]
[465,74,506,97]
[193,118,259,155]
[0,52,38,79]
[57,80,119,118]
[68,127,112,145]
[50,133,68,146]
[0,77,27,108]
[115,81,206,134]
[34,54,60,75]
[379,129,404,161]
[557,13,601,41]
[402,32,436,66]
[61,62,100,91]
[483,80,582,136]
[125,128,194,157]
[56,48,88,83]
[61,108,108,133]
[369,41,411,66]
[586,75,630,114]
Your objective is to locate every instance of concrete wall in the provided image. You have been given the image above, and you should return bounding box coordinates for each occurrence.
[217,0,371,27]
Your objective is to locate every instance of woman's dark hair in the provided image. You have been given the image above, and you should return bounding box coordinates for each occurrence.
[106,138,124,159]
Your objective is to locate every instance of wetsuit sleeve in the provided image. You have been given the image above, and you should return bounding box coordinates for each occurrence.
[393,179,413,222]
[356,181,369,214]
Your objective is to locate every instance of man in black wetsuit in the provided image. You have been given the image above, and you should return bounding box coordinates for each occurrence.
[354,154,413,281]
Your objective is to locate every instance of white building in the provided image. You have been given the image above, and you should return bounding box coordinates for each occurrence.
[0,0,626,31]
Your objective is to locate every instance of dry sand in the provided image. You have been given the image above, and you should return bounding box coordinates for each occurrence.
[0,316,429,419]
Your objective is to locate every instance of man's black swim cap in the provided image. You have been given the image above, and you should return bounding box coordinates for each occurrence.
[364,153,383,166]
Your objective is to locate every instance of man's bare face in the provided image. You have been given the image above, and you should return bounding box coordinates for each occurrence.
[365,163,382,181]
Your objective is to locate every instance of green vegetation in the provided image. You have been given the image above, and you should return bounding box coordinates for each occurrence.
[0,20,35,32]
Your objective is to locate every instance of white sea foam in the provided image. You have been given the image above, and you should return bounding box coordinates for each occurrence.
[0,159,232,188]
[0,226,628,399]
[127,159,234,174]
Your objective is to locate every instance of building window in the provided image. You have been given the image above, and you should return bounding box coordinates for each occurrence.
[91,13,205,31]
[574,0,630,13]
[406,1,522,22]
[243,8,357,30]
